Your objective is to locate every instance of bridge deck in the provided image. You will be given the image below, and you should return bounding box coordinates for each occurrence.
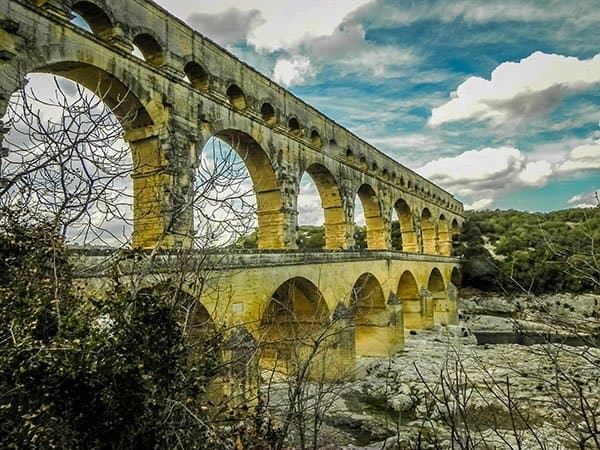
[69,247,460,277]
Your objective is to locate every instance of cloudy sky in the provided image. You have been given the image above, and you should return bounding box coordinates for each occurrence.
[154,0,599,214]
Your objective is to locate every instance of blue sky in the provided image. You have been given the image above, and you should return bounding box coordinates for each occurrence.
[154,0,599,213]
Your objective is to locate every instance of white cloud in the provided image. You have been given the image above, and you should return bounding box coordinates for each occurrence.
[429,51,600,126]
[465,198,494,211]
[517,160,553,187]
[156,0,373,51]
[416,147,557,207]
[567,190,599,208]
[273,56,314,87]
[555,140,600,174]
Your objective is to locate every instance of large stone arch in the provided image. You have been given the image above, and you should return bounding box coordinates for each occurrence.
[300,163,347,249]
[397,270,422,329]
[421,208,437,254]
[259,277,330,374]
[393,198,418,252]
[1,50,179,248]
[357,184,386,249]
[351,273,402,357]
[207,129,284,250]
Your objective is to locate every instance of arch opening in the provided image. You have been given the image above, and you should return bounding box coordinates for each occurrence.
[421,208,437,254]
[451,267,462,287]
[184,61,209,90]
[288,117,301,136]
[226,84,246,110]
[71,1,114,39]
[428,268,446,299]
[259,277,329,374]
[351,273,399,357]
[438,214,452,256]
[194,136,257,249]
[356,184,386,249]
[260,102,276,124]
[297,164,346,249]
[1,73,134,248]
[397,271,421,330]
[393,198,418,253]
[345,148,354,162]
[132,33,165,66]
[203,129,283,250]
[311,129,322,147]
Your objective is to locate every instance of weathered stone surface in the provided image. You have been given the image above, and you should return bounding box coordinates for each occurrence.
[1,0,464,251]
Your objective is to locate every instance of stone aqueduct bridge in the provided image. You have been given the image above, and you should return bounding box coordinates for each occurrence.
[2,0,465,369]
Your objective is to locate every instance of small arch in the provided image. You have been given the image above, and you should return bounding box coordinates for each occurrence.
[421,208,436,254]
[132,33,165,66]
[451,267,462,287]
[357,184,386,249]
[351,273,389,357]
[371,162,378,172]
[329,138,338,148]
[310,129,322,147]
[382,168,389,179]
[451,218,461,236]
[393,198,418,252]
[345,148,354,160]
[400,176,405,187]
[259,277,329,373]
[428,268,446,297]
[184,61,209,90]
[71,1,114,40]
[397,271,420,330]
[407,180,412,189]
[288,117,301,136]
[359,155,367,168]
[226,84,247,110]
[260,102,276,124]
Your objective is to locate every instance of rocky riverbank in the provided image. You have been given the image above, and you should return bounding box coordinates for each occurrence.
[263,292,600,449]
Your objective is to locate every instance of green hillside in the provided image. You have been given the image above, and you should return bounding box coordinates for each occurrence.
[457,207,600,294]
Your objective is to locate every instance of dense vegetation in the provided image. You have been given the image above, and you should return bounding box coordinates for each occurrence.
[0,212,276,449]
[457,207,600,294]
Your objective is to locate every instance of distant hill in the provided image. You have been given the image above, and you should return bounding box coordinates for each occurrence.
[457,207,600,294]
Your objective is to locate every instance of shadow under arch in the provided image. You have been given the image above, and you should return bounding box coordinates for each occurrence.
[357,184,386,249]
[393,198,418,252]
[351,273,402,357]
[301,163,347,249]
[259,277,330,376]
[209,129,284,249]
[397,270,423,330]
